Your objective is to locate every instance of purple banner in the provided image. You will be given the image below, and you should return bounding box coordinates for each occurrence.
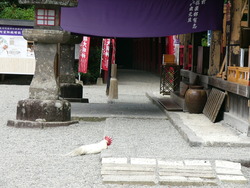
[61,0,224,38]
[0,26,27,36]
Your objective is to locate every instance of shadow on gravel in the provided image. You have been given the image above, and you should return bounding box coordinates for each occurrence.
[0,75,33,85]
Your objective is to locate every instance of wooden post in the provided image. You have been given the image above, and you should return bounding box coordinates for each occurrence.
[208,31,222,76]
[229,0,246,66]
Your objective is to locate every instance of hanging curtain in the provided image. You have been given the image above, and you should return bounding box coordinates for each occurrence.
[61,0,224,38]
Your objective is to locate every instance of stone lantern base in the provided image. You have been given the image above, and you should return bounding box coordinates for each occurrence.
[60,83,89,103]
[7,99,78,128]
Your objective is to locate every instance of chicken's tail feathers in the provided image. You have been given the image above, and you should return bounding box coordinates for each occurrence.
[63,147,84,157]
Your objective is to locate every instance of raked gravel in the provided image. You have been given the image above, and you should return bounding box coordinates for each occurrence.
[0,70,250,188]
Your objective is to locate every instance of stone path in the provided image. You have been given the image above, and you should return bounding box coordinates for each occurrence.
[101,158,248,186]
[147,93,250,147]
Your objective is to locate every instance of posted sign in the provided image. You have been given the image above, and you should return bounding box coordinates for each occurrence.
[0,26,34,58]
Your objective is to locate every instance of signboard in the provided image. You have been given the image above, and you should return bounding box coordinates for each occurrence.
[0,26,34,58]
[0,26,35,75]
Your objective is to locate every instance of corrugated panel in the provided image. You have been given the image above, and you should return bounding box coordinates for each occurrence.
[203,88,226,122]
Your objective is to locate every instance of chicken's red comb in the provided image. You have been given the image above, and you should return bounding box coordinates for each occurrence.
[104,136,112,146]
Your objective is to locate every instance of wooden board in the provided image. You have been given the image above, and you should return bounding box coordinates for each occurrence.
[203,88,226,122]
[158,98,183,111]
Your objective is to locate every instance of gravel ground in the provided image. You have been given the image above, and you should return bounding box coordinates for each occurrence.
[0,70,250,188]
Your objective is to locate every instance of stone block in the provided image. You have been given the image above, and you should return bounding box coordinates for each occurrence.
[102,158,128,164]
[159,176,217,186]
[102,164,155,172]
[108,78,118,100]
[102,175,156,185]
[23,29,71,44]
[159,171,216,179]
[158,160,184,167]
[215,160,241,170]
[131,158,156,166]
[16,99,71,122]
[101,170,154,176]
[217,175,248,184]
[159,165,212,171]
[184,160,211,166]
[215,168,243,175]
[60,83,83,99]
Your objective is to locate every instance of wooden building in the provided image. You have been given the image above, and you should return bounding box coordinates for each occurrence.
[118,1,249,135]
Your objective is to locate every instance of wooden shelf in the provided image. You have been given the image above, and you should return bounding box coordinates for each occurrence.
[181,69,250,98]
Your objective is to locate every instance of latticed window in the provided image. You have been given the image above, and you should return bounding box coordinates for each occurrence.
[36,9,56,26]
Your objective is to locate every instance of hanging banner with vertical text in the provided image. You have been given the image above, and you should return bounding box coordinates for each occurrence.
[101,38,111,71]
[111,38,116,65]
[78,36,90,73]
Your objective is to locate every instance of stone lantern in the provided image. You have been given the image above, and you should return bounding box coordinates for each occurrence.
[59,35,89,103]
[7,0,78,128]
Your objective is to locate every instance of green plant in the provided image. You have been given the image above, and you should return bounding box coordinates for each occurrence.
[201,34,208,47]
[0,5,34,20]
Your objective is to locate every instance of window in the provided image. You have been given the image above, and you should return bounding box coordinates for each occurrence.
[36,9,56,26]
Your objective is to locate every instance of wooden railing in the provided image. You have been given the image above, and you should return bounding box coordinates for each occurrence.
[228,66,250,86]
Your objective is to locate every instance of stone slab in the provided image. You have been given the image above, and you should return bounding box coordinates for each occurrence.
[215,168,243,175]
[7,120,78,128]
[158,160,184,167]
[101,170,154,176]
[159,166,213,171]
[102,175,156,185]
[159,171,216,179]
[159,176,218,186]
[217,175,248,183]
[102,164,155,172]
[223,112,249,134]
[102,158,128,164]
[184,160,211,166]
[101,158,248,186]
[215,160,241,170]
[131,158,156,165]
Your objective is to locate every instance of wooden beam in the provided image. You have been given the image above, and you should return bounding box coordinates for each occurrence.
[208,31,222,76]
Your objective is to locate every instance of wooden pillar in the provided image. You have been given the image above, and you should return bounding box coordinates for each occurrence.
[229,0,245,66]
[208,31,222,76]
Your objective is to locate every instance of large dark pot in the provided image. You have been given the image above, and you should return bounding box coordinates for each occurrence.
[185,86,207,113]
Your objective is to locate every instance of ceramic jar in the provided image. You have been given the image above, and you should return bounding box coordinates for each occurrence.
[185,85,207,113]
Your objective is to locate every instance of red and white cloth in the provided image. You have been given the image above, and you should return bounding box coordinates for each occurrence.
[78,36,91,73]
[101,38,116,71]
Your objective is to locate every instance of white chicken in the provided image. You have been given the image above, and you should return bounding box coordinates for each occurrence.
[65,136,112,157]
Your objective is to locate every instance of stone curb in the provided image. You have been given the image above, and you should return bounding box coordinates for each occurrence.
[146,92,204,147]
[7,119,78,128]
